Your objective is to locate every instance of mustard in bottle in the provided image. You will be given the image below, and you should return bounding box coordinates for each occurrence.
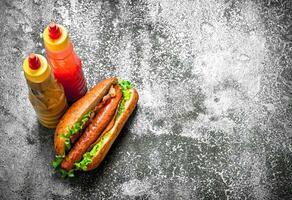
[23,54,68,128]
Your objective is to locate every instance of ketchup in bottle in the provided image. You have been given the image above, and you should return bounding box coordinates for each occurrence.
[43,23,87,103]
[23,54,68,128]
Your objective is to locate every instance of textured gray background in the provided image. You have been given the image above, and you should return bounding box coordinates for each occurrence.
[0,0,292,199]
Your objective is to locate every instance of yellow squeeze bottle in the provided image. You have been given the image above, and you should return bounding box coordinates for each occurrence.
[23,54,68,128]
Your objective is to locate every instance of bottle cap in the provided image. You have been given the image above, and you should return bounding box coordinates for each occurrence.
[23,54,51,83]
[28,54,41,70]
[43,23,69,51]
[48,23,61,39]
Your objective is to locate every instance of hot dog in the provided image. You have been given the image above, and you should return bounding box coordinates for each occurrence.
[52,77,139,177]
[61,85,122,170]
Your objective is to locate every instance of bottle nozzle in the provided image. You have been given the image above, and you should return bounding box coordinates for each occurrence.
[48,22,61,39]
[28,54,41,70]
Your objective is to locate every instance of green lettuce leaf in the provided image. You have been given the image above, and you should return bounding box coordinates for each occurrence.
[117,80,132,117]
[52,155,75,178]
[61,111,93,152]
[59,169,75,178]
[75,134,110,171]
[52,155,65,169]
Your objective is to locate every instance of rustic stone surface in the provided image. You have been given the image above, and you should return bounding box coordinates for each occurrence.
[0,0,292,199]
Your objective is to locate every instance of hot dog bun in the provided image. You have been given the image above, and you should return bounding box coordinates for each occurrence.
[86,88,139,171]
[54,77,118,156]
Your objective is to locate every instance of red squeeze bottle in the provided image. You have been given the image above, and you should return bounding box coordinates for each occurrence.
[43,23,87,103]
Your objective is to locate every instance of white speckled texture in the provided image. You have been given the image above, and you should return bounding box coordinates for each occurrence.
[0,0,292,199]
